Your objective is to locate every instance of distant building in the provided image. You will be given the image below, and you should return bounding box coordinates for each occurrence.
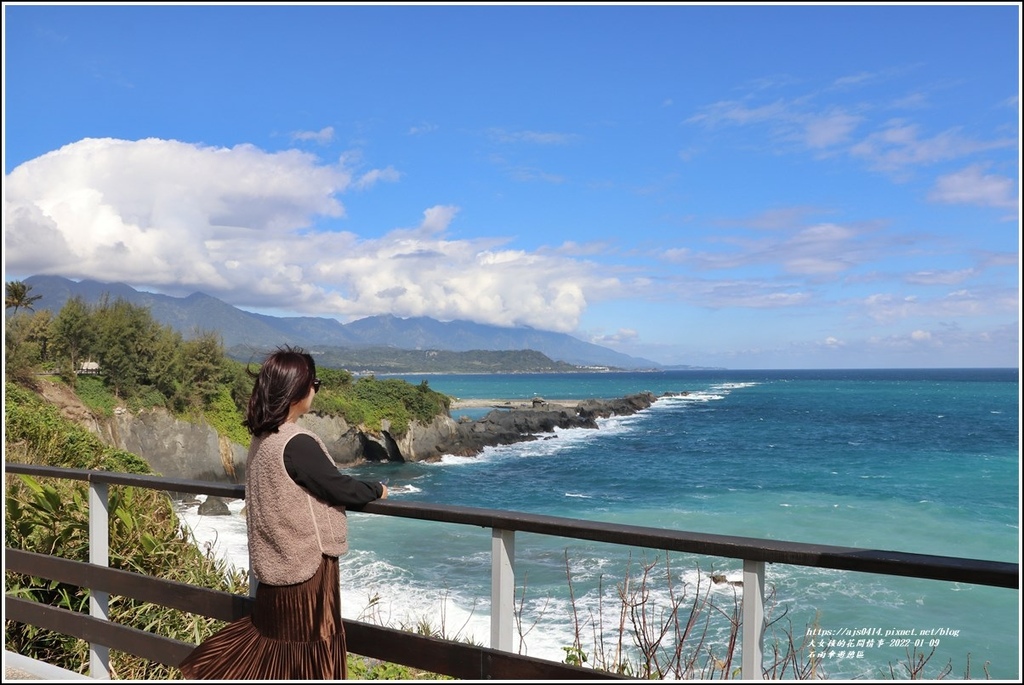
[77,361,101,375]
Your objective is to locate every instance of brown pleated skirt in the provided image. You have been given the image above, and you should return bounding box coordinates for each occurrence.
[178,555,348,680]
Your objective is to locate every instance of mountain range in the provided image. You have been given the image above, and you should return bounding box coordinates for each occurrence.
[18,275,665,369]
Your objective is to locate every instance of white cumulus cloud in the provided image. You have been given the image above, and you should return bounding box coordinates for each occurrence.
[3,137,618,332]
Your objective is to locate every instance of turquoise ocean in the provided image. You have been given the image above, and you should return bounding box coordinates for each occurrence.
[177,368,1020,680]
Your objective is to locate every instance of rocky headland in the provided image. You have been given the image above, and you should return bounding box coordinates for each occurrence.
[430,393,665,458]
[302,391,672,468]
[35,378,681,484]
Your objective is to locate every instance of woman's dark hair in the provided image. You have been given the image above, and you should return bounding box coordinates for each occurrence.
[243,345,317,436]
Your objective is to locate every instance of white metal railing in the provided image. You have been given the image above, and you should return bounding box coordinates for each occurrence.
[5,464,1017,680]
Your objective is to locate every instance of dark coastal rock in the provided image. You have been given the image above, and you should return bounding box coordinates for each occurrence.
[197,495,232,516]
[96,407,248,484]
[711,573,743,587]
[359,431,392,462]
[576,392,660,419]
[298,412,362,466]
[382,430,405,462]
[421,391,660,460]
[357,430,406,463]
[305,392,666,465]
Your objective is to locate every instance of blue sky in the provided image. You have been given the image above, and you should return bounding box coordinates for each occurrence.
[3,2,1020,369]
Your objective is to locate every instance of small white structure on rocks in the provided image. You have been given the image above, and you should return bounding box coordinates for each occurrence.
[77,360,101,375]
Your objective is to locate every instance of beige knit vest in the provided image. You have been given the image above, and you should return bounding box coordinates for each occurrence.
[246,422,349,585]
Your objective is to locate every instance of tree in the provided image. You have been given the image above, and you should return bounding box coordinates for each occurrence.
[92,297,159,399]
[4,315,42,382]
[20,310,54,362]
[5,280,43,315]
[50,296,96,375]
[149,326,184,406]
[176,331,225,411]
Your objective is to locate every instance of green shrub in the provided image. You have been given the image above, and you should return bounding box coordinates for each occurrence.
[347,656,451,680]
[73,375,118,417]
[202,385,250,447]
[318,376,449,435]
[124,384,168,412]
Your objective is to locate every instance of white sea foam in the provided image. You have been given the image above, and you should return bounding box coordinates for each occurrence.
[431,412,640,467]
[656,390,726,405]
[645,382,753,408]
[176,498,498,646]
[175,498,760,669]
[178,494,970,679]
[339,547,494,645]
[387,483,421,495]
[711,381,760,391]
[178,496,249,574]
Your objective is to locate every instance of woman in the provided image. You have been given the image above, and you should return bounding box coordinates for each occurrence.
[178,346,387,680]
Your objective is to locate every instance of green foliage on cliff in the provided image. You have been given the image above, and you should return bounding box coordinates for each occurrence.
[3,382,150,473]
[6,294,241,415]
[73,375,119,417]
[5,289,453,446]
[203,384,252,447]
[4,381,248,679]
[313,376,450,434]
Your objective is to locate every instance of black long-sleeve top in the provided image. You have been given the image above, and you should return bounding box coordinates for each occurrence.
[282,433,383,507]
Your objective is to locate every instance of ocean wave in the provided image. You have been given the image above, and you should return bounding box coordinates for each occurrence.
[657,390,726,404]
[429,414,642,467]
[710,381,760,391]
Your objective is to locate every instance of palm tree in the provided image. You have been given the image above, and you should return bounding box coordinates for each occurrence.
[5,280,43,315]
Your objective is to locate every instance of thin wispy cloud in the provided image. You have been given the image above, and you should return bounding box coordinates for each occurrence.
[291,126,335,145]
[850,123,1016,175]
[928,164,1018,211]
[408,122,439,135]
[488,129,580,145]
[905,268,977,286]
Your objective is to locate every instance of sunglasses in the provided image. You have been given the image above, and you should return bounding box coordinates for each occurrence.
[312,378,322,393]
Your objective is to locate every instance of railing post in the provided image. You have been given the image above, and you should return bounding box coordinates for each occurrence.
[88,481,111,679]
[741,559,765,679]
[490,528,515,652]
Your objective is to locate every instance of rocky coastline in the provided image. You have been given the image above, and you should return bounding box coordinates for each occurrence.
[306,391,673,466]
[422,392,666,459]
[190,392,675,515]
[38,377,681,484]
